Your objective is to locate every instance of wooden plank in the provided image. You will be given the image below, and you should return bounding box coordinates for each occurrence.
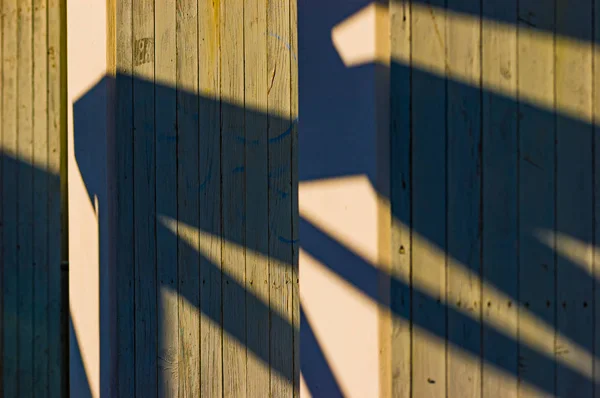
[220,0,247,394]
[112,0,135,394]
[47,0,65,395]
[595,0,600,392]
[289,0,299,395]
[244,0,270,396]
[198,0,223,395]
[267,0,293,395]
[132,0,157,394]
[17,0,35,394]
[446,0,482,395]
[481,0,518,395]
[32,0,49,394]
[389,2,411,397]
[176,0,200,392]
[410,0,446,395]
[517,0,556,395]
[555,0,594,395]
[155,0,178,394]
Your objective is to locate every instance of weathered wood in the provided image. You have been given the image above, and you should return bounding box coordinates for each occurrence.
[517,0,556,394]
[446,0,482,396]
[32,0,49,395]
[389,2,411,397]
[17,0,35,394]
[555,0,594,395]
[410,0,446,395]
[244,0,270,396]
[595,0,600,392]
[47,0,65,395]
[176,0,201,392]
[133,0,158,394]
[198,0,223,395]
[112,0,135,394]
[155,0,178,394]
[267,0,293,395]
[481,0,518,395]
[220,0,247,395]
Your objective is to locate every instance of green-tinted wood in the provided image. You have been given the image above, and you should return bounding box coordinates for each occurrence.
[155,0,178,394]
[133,0,157,394]
[244,0,270,396]
[176,0,201,392]
[17,0,34,394]
[517,0,556,394]
[481,0,518,395]
[555,0,594,395]
[32,0,49,395]
[198,0,223,395]
[267,0,293,395]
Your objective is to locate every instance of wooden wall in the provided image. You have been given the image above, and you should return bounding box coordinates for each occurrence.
[389,0,600,396]
[0,0,67,397]
[99,0,299,396]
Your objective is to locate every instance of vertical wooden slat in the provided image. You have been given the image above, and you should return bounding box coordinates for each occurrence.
[555,0,594,395]
[1,0,18,390]
[410,0,446,395]
[113,0,135,394]
[155,0,178,394]
[32,0,49,394]
[517,0,556,394]
[198,0,223,395]
[176,0,200,392]
[244,0,270,396]
[446,0,482,396]
[289,0,299,395]
[17,0,34,394]
[481,0,518,395]
[595,0,600,392]
[267,0,293,394]
[220,0,247,394]
[133,0,157,394]
[389,1,411,397]
[47,0,64,395]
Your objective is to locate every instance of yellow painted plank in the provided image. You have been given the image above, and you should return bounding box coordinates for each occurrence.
[176,0,200,393]
[17,0,35,394]
[244,0,270,396]
[267,0,293,395]
[198,0,223,396]
[133,0,158,394]
[389,2,411,397]
[220,0,247,395]
[517,0,556,395]
[481,0,518,396]
[555,0,594,395]
[446,0,482,395]
[155,0,178,394]
[32,0,49,394]
[410,0,446,394]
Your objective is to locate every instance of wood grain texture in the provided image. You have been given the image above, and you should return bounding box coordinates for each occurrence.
[47,0,65,395]
[446,0,482,396]
[244,0,270,396]
[517,0,556,395]
[410,0,446,395]
[133,0,158,395]
[389,2,411,397]
[481,0,518,396]
[220,0,247,395]
[17,0,35,394]
[177,0,201,393]
[32,0,49,395]
[155,0,178,394]
[267,0,293,395]
[198,0,223,396]
[555,0,594,395]
[113,0,135,394]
